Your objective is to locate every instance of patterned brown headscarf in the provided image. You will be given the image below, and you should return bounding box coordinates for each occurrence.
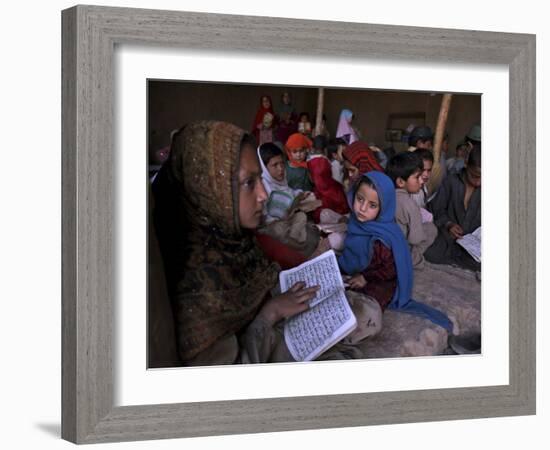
[153,121,279,362]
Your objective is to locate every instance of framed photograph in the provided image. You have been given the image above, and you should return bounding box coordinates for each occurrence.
[146,80,482,368]
[62,5,535,444]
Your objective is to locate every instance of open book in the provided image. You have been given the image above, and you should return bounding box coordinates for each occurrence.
[279,250,357,362]
[456,226,481,263]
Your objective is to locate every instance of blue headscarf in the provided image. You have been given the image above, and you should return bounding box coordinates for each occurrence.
[338,171,453,332]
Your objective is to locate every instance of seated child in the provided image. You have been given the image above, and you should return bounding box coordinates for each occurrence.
[257,112,275,146]
[306,136,350,242]
[446,141,468,174]
[274,91,298,144]
[251,95,275,143]
[411,148,437,213]
[297,112,312,138]
[284,133,314,191]
[327,138,347,184]
[386,152,437,269]
[255,143,325,268]
[425,146,481,272]
[341,141,383,192]
[337,171,453,331]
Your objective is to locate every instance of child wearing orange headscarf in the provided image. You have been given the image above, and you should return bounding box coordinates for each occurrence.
[284,133,314,191]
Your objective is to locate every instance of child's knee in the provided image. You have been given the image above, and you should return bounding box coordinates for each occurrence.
[344,291,383,344]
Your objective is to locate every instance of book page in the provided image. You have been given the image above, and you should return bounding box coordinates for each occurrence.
[279,250,357,361]
[279,250,344,308]
[284,289,356,361]
[457,226,481,263]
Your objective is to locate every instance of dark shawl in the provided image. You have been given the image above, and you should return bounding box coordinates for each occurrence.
[425,169,481,270]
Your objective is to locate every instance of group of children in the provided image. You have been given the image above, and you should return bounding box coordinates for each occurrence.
[251,92,363,148]
[253,104,482,333]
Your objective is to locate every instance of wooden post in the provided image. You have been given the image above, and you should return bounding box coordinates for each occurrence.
[428,93,452,196]
[314,87,325,137]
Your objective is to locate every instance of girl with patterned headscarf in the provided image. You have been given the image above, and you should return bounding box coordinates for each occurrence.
[152,121,380,364]
[152,121,319,364]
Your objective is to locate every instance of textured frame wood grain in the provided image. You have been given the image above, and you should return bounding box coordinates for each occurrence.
[62,5,536,444]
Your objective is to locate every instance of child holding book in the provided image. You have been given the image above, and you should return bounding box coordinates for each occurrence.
[258,143,307,222]
[153,121,321,365]
[338,171,452,331]
[425,146,482,271]
[154,121,389,364]
[386,152,438,269]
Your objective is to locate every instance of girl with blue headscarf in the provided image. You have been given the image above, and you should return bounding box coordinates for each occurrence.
[338,171,453,332]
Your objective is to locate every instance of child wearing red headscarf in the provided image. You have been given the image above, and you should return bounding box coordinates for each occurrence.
[342,141,384,191]
[251,95,275,143]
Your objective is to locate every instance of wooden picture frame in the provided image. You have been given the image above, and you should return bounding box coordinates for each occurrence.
[61,5,535,444]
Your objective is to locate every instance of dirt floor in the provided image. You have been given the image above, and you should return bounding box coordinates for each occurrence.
[358,262,481,358]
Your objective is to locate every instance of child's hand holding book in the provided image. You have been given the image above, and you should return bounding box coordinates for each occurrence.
[347,274,367,289]
[257,282,320,326]
[279,250,358,361]
[447,222,464,240]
